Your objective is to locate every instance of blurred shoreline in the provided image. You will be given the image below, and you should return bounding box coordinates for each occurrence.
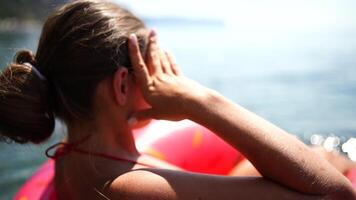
[0,18,42,33]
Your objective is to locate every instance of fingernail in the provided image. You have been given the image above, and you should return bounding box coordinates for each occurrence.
[130,34,137,45]
[128,117,137,126]
[151,30,157,37]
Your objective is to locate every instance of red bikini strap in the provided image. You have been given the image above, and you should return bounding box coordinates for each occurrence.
[45,134,92,159]
[45,135,155,168]
[69,148,155,168]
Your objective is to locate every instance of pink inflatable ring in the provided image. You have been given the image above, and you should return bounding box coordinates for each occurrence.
[13,120,356,200]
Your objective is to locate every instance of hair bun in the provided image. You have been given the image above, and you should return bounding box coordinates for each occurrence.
[0,61,54,144]
[15,50,36,65]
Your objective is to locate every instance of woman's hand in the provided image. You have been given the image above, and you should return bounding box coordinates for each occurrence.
[128,31,208,121]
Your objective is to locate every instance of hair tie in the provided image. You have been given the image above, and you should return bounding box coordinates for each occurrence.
[23,62,47,81]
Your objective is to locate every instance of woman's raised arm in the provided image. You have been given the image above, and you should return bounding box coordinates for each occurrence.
[115,31,356,200]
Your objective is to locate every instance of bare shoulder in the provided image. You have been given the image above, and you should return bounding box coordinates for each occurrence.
[107,169,178,200]
[106,168,326,200]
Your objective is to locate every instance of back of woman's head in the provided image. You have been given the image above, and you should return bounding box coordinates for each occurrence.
[0,0,147,143]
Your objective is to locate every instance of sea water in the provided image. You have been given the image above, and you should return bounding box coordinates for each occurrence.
[0,20,355,199]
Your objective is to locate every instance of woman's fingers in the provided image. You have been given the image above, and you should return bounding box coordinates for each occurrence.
[166,51,182,76]
[144,30,156,75]
[128,34,150,85]
[160,50,174,75]
[145,30,176,76]
[146,32,163,75]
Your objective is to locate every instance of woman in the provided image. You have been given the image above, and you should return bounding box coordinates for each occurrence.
[0,1,355,199]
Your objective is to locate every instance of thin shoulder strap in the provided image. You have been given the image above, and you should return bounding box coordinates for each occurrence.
[45,135,155,168]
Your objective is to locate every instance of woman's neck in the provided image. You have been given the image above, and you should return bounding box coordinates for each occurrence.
[66,118,140,159]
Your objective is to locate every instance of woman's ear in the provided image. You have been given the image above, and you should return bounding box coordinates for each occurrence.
[112,67,129,106]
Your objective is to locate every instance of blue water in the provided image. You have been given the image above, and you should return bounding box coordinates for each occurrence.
[0,19,356,199]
